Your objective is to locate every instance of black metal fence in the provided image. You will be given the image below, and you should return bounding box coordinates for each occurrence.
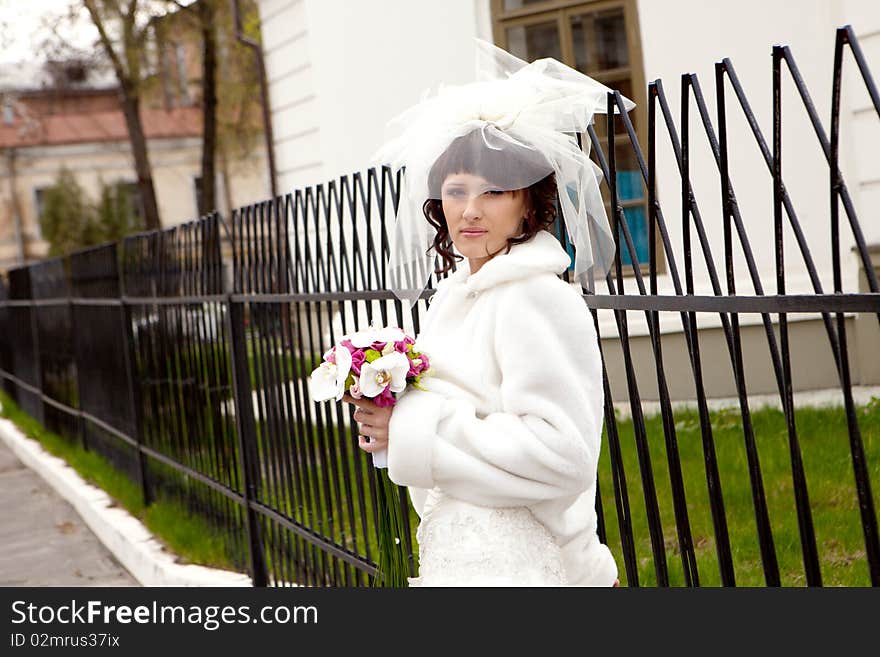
[0,25,878,586]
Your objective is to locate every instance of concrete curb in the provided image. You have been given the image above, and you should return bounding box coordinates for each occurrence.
[0,409,252,587]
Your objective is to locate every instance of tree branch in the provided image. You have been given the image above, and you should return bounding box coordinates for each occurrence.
[83,0,128,81]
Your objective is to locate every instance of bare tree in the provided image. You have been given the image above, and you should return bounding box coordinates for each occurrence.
[165,0,218,215]
[82,0,163,230]
[196,0,217,215]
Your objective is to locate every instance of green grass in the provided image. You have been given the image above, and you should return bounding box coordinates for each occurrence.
[0,390,240,574]
[246,347,321,392]
[599,397,880,587]
[142,499,238,571]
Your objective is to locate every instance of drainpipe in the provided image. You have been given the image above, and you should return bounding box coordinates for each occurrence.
[231,0,278,200]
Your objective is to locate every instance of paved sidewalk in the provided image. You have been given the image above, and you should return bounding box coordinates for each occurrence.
[0,439,136,586]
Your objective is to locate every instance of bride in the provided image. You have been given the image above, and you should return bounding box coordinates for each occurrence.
[342,39,629,587]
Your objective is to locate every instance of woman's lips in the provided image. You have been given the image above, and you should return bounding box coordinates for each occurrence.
[461,229,487,237]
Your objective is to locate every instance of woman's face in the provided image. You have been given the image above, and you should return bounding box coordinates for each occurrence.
[440,172,528,275]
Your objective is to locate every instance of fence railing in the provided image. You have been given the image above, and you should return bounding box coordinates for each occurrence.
[0,25,878,586]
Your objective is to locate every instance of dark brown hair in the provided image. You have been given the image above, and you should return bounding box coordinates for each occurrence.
[422,129,558,276]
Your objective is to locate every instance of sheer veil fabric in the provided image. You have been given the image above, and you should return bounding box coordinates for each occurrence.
[369,37,636,308]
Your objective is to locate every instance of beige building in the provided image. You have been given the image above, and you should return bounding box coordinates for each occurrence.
[0,3,270,273]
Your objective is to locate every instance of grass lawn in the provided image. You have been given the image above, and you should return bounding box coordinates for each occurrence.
[600,398,880,587]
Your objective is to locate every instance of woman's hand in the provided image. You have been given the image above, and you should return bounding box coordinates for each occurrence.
[341,392,393,454]
[613,579,619,587]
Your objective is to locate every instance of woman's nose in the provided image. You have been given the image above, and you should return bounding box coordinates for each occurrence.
[462,195,482,221]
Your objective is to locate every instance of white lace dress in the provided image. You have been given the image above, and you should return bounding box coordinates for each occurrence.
[408,486,568,587]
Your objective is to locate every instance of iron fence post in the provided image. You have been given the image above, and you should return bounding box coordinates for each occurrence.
[120,300,152,507]
[226,296,269,587]
[27,269,45,426]
[68,259,89,453]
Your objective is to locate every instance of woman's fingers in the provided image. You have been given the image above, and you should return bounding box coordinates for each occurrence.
[344,395,391,453]
[358,434,388,453]
[343,393,379,412]
[356,420,387,440]
[353,406,373,420]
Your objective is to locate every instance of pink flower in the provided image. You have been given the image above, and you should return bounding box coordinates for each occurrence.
[349,380,364,399]
[339,339,357,354]
[393,340,408,353]
[350,349,365,375]
[372,386,396,408]
[323,349,336,364]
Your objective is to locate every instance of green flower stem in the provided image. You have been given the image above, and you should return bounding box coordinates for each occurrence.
[370,468,412,587]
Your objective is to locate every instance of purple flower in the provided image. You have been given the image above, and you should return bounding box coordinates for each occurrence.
[350,349,365,375]
[372,386,397,408]
[393,340,408,353]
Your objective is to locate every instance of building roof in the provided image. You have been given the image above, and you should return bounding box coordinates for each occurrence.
[0,105,202,148]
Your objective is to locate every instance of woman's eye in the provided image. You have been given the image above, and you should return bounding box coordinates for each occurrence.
[484,189,504,196]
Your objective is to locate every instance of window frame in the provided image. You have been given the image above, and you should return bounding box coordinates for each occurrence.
[491,0,663,278]
[32,186,49,241]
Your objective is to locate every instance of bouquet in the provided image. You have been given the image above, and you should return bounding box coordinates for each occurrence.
[306,323,432,587]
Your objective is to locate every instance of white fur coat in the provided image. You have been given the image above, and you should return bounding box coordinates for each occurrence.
[387,229,618,586]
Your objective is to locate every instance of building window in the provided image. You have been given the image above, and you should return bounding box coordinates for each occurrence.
[193,175,204,217]
[33,187,48,239]
[492,0,654,275]
[117,181,145,230]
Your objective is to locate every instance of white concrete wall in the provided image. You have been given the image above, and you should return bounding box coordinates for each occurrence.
[635,0,878,304]
[839,0,880,257]
[258,0,493,194]
[257,0,321,194]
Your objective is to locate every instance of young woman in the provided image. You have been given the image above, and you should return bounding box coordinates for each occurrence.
[345,38,632,586]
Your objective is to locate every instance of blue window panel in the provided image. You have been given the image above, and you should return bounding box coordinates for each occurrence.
[560,176,648,268]
[616,170,644,202]
[619,204,649,265]
[561,185,578,269]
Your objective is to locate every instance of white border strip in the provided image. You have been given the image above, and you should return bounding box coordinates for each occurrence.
[0,406,252,587]
[612,385,880,420]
